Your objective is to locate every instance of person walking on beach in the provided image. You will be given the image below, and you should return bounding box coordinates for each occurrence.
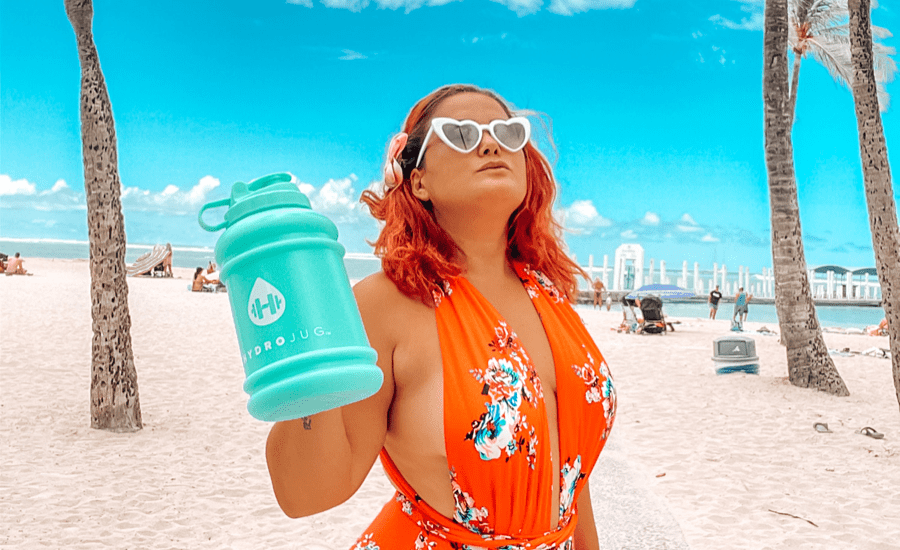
[708,285,722,319]
[592,277,605,309]
[265,85,615,549]
[733,287,750,324]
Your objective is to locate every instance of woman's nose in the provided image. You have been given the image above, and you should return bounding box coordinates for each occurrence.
[478,130,500,156]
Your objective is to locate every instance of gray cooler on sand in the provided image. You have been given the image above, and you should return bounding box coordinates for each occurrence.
[712,335,759,375]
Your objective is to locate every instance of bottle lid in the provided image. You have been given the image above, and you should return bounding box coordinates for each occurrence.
[199,173,311,232]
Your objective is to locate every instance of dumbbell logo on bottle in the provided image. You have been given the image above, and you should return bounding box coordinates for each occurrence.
[247,278,286,326]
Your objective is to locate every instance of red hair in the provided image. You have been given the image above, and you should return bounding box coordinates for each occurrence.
[360,84,586,306]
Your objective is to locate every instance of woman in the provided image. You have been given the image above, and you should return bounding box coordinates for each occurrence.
[265,85,616,549]
[191,267,213,292]
[204,262,220,285]
[591,277,605,310]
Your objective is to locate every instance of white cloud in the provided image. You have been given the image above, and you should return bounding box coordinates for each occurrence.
[120,176,221,215]
[710,1,763,31]
[621,229,637,239]
[701,233,720,242]
[677,224,703,233]
[547,0,635,16]
[188,176,220,205]
[2,173,378,238]
[641,211,660,226]
[320,0,370,11]
[293,0,633,15]
[339,49,367,61]
[0,175,37,196]
[294,174,371,225]
[692,31,703,39]
[1,174,82,211]
[489,0,543,16]
[49,179,69,193]
[675,216,703,233]
[557,200,613,235]
[31,218,58,228]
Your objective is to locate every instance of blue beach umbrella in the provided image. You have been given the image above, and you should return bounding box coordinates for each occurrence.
[626,284,696,300]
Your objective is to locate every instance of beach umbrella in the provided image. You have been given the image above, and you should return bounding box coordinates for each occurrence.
[626,284,695,300]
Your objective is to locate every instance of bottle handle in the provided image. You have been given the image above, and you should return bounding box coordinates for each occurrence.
[198,198,231,232]
[248,172,293,192]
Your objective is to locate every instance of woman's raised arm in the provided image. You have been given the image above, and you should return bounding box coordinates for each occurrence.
[265,273,397,518]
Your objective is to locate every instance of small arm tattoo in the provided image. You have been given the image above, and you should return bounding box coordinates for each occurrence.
[301,416,312,430]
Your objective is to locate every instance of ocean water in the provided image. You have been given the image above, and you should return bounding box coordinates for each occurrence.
[0,238,382,282]
[637,302,884,330]
[3,238,883,329]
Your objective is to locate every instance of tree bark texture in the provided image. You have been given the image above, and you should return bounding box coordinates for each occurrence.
[65,0,142,431]
[849,0,900,412]
[764,0,850,396]
[788,53,802,128]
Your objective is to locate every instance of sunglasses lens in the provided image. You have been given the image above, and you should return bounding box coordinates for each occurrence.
[441,121,481,151]
[494,121,527,150]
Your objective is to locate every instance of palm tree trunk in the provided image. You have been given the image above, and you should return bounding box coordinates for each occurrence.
[65,0,142,431]
[764,0,849,396]
[788,53,802,128]
[849,0,900,412]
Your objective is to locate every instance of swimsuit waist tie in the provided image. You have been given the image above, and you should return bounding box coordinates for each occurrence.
[379,450,578,549]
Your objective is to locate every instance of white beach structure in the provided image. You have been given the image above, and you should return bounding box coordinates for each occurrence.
[581,244,882,302]
[612,244,644,291]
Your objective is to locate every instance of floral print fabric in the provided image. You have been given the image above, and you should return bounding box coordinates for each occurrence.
[352,262,616,549]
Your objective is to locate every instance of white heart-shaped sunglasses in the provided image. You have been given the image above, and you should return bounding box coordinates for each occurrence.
[415,116,531,169]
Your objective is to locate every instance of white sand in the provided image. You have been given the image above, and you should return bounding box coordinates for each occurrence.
[1,258,897,549]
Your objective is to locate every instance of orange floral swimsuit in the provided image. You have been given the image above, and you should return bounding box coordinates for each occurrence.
[353,263,616,549]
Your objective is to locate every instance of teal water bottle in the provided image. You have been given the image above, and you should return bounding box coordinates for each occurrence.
[198,172,382,422]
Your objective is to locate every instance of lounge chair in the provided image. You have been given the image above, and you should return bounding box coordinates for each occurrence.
[126,244,168,277]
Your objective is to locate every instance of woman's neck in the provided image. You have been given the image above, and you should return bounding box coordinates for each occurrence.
[434,208,517,283]
[448,232,515,284]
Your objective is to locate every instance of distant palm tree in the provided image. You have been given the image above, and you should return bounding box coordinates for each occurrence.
[848,0,900,411]
[788,0,897,125]
[764,0,850,395]
[65,0,142,431]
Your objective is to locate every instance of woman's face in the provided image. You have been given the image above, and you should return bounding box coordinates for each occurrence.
[410,92,528,225]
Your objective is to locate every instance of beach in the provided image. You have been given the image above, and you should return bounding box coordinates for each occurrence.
[2,258,898,549]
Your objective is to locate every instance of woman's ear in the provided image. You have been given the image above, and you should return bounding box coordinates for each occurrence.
[409,168,431,202]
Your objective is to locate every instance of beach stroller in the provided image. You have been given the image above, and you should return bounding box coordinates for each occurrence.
[638,295,667,335]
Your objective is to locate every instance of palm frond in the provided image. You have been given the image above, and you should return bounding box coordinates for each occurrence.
[808,37,854,88]
[871,25,892,40]
[788,0,896,112]
[876,82,891,112]
[803,0,847,29]
[873,41,898,84]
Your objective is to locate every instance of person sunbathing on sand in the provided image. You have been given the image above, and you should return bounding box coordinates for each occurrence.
[265,85,616,549]
[868,318,889,336]
[6,253,28,275]
[204,262,220,285]
[191,267,215,292]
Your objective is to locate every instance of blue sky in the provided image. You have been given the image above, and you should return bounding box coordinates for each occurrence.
[2,0,899,273]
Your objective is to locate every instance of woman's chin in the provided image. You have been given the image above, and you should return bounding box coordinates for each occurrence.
[471,183,525,208]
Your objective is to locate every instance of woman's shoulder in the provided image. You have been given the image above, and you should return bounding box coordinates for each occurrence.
[353,271,401,304]
[353,271,432,332]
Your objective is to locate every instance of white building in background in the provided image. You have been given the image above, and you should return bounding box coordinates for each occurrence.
[579,245,882,301]
[613,244,644,291]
